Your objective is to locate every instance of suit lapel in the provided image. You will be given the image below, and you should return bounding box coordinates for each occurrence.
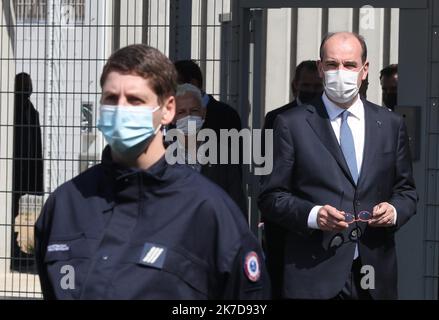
[306,98,356,186]
[357,101,380,188]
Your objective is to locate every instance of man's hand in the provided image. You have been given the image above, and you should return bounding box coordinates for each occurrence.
[317,205,349,232]
[369,202,396,227]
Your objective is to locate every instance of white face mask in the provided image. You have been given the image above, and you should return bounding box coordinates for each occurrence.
[97,105,161,160]
[323,66,364,104]
[176,115,204,135]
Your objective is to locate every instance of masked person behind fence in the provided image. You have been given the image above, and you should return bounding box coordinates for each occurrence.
[258,32,417,300]
[380,64,398,111]
[173,60,242,134]
[263,60,323,131]
[170,83,247,217]
[13,72,44,272]
[35,44,270,300]
[173,60,245,200]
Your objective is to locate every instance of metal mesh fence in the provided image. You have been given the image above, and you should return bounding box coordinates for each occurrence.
[190,0,230,100]
[0,0,233,300]
[0,0,175,299]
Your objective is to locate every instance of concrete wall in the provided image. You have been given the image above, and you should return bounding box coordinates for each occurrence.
[0,0,16,281]
[115,0,170,54]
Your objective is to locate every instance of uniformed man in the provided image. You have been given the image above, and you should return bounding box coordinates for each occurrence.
[35,44,270,300]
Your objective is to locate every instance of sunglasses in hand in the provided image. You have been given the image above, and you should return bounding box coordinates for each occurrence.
[343,211,372,224]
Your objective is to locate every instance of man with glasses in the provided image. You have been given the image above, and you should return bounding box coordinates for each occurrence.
[259,32,417,300]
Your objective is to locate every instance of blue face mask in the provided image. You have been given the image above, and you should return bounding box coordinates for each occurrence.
[97,105,161,160]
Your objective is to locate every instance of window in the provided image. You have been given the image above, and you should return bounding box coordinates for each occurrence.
[14,0,46,22]
[13,0,85,24]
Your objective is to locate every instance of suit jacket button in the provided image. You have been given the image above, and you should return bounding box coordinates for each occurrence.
[356,201,361,206]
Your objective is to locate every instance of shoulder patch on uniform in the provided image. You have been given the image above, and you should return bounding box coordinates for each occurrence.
[138,242,167,269]
[244,251,261,282]
[47,244,70,252]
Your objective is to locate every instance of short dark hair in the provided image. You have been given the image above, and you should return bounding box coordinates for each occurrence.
[173,60,203,88]
[380,64,398,80]
[293,60,318,83]
[320,32,368,63]
[100,44,177,104]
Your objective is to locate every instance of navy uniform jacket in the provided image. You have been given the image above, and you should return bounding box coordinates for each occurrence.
[35,147,270,299]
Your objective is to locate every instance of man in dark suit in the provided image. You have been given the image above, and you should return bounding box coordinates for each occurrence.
[258,32,417,300]
[262,60,323,299]
[263,60,323,131]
